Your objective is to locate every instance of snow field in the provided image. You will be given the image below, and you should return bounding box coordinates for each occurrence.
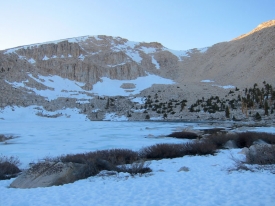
[6,72,174,101]
[1,106,275,205]
[1,149,275,206]
[92,73,174,96]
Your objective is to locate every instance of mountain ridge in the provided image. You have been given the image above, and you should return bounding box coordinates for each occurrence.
[1,20,274,122]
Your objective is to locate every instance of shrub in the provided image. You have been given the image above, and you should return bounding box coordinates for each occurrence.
[139,143,184,159]
[0,134,15,142]
[93,149,139,165]
[167,131,198,139]
[235,132,255,148]
[119,160,152,175]
[60,149,139,165]
[0,155,21,180]
[206,133,237,148]
[139,141,216,159]
[254,112,261,120]
[184,141,217,156]
[145,114,150,120]
[206,132,275,149]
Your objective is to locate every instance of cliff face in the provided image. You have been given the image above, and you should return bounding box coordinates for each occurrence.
[0,20,275,121]
[0,35,186,89]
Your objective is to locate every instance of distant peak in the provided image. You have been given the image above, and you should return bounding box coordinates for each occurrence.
[256,19,275,29]
[233,19,275,41]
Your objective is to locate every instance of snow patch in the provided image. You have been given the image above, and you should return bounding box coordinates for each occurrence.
[107,62,127,67]
[212,84,235,89]
[198,47,208,53]
[103,113,128,121]
[166,49,190,60]
[78,54,85,60]
[130,97,146,104]
[5,74,92,101]
[42,55,49,60]
[151,56,160,69]
[92,74,174,96]
[201,80,214,83]
[125,50,142,63]
[0,106,87,122]
[5,79,29,88]
[28,58,36,64]
[141,47,157,54]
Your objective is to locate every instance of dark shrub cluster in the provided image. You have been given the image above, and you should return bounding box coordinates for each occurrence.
[139,141,216,159]
[0,134,15,142]
[60,149,139,165]
[184,141,217,156]
[119,160,152,175]
[37,141,216,179]
[55,149,140,178]
[167,131,198,139]
[206,132,275,149]
[0,156,21,180]
[139,143,184,159]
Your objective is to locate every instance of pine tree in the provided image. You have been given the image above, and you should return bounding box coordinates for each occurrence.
[225,106,230,118]
[264,100,269,116]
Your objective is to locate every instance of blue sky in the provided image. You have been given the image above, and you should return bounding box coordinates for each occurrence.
[1,0,274,50]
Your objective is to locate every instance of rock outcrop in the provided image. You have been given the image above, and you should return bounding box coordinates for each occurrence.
[10,162,87,188]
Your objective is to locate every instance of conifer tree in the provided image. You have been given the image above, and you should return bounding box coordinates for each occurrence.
[225,106,230,118]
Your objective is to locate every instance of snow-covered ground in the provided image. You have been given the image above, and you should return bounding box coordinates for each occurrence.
[92,73,174,96]
[1,109,275,205]
[6,72,174,100]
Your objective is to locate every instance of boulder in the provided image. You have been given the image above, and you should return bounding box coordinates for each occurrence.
[238,147,249,155]
[224,140,238,149]
[252,139,268,145]
[244,144,275,164]
[10,161,86,189]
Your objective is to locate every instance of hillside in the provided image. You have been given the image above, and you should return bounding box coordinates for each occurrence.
[0,20,275,122]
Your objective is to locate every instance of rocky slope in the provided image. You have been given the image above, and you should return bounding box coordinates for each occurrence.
[0,20,275,122]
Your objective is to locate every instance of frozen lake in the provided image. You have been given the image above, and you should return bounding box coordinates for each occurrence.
[1,106,275,168]
[1,120,202,167]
